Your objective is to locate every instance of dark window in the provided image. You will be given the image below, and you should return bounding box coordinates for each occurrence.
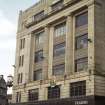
[35,50,43,62]
[53,64,65,76]
[34,11,44,22]
[55,23,66,37]
[17,73,23,84]
[33,69,42,81]
[48,86,60,99]
[28,89,38,102]
[20,38,25,49]
[76,12,88,27]
[70,81,86,97]
[76,34,88,50]
[36,31,44,45]
[54,42,65,56]
[75,57,88,72]
[16,92,21,103]
[19,55,24,67]
[51,0,63,11]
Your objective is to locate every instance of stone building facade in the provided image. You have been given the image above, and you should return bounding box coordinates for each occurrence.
[12,0,105,105]
[0,75,7,105]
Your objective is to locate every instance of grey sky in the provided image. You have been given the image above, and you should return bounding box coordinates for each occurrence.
[0,0,39,93]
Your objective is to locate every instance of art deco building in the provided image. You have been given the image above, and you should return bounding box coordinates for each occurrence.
[12,0,105,105]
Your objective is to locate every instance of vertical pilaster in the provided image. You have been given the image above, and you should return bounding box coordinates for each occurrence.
[24,33,32,83]
[65,14,74,75]
[87,2,95,73]
[43,26,50,80]
[48,27,54,79]
[39,87,47,100]
[29,33,35,82]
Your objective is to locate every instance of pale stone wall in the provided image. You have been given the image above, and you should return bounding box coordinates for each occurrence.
[12,0,105,103]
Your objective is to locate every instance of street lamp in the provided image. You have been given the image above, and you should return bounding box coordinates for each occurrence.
[7,75,13,88]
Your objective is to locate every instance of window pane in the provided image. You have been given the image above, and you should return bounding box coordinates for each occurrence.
[17,73,23,84]
[55,23,66,37]
[70,81,86,97]
[16,92,21,103]
[34,69,42,81]
[76,12,88,27]
[34,11,44,21]
[36,31,44,45]
[28,89,38,101]
[75,57,88,72]
[76,34,88,49]
[53,64,65,76]
[51,0,63,11]
[20,38,25,49]
[54,42,65,56]
[48,86,60,99]
[35,50,43,62]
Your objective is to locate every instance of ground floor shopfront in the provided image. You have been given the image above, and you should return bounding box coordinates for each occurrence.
[10,96,105,105]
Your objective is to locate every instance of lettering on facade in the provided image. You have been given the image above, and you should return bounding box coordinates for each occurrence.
[75,100,88,105]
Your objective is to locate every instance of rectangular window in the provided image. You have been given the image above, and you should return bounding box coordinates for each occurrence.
[35,50,43,62]
[34,11,44,22]
[17,73,23,84]
[19,55,24,67]
[48,86,60,99]
[53,42,65,57]
[55,22,66,37]
[76,12,88,27]
[16,92,21,103]
[20,38,25,49]
[36,31,44,45]
[75,57,88,72]
[70,81,86,97]
[76,34,88,50]
[33,69,42,81]
[19,56,21,67]
[51,0,63,11]
[28,89,39,102]
[53,64,65,76]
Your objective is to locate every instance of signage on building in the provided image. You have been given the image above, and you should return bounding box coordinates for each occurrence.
[75,100,88,105]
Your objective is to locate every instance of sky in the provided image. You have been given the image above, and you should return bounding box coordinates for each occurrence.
[0,0,39,93]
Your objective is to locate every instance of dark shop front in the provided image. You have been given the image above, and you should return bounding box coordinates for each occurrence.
[10,96,105,105]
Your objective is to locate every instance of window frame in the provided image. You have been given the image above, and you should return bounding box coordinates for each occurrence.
[48,85,60,99]
[19,55,24,67]
[33,69,42,81]
[20,38,25,49]
[70,81,86,97]
[53,64,65,76]
[16,92,21,103]
[75,57,88,72]
[35,31,44,45]
[51,0,64,11]
[75,12,88,28]
[53,42,65,57]
[17,73,23,84]
[75,34,88,50]
[33,11,44,22]
[54,22,66,37]
[28,89,39,102]
[34,50,43,63]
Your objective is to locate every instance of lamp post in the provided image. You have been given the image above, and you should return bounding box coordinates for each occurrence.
[0,75,13,105]
[7,75,13,88]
